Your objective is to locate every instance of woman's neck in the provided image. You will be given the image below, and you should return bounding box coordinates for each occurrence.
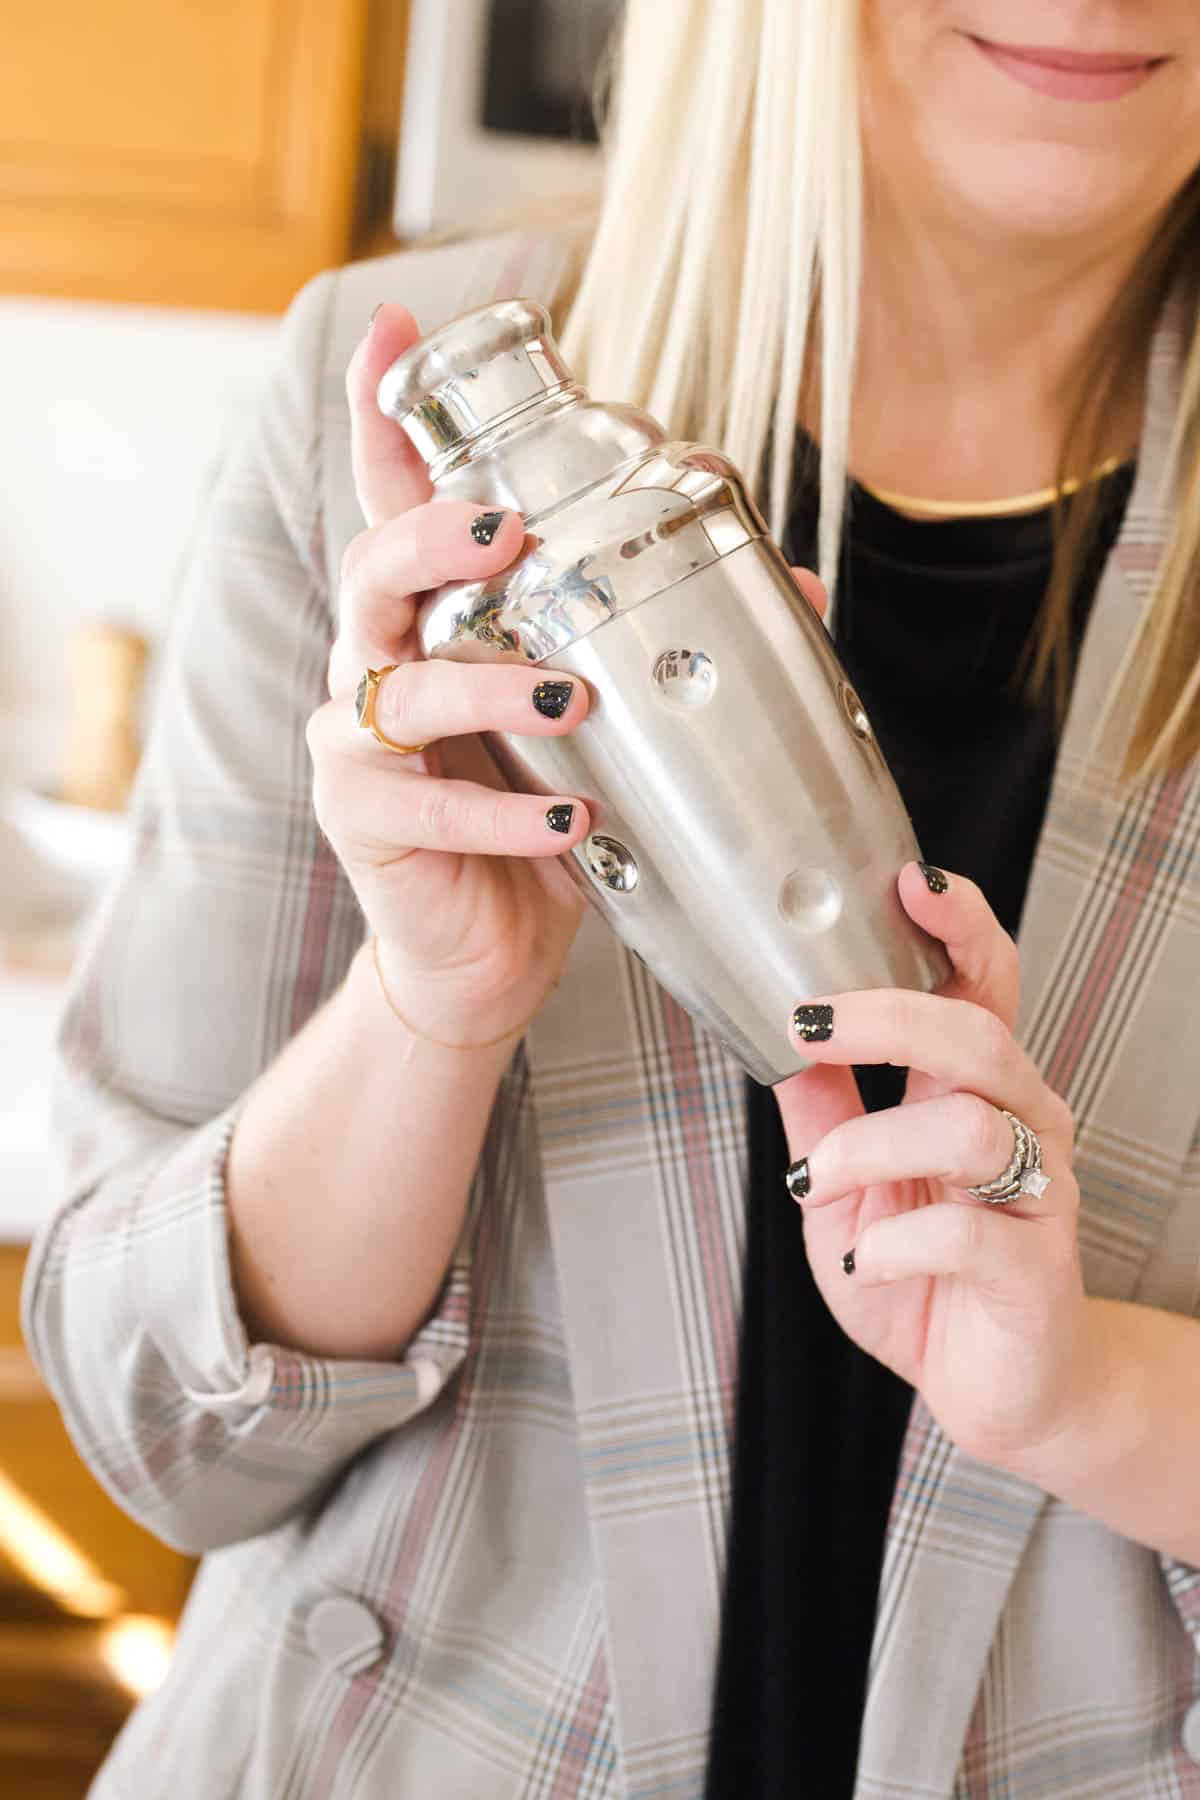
[841,195,1157,506]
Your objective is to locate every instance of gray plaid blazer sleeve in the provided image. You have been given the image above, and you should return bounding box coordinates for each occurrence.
[20,268,476,1555]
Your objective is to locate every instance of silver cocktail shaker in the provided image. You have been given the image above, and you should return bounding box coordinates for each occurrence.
[377,299,951,1085]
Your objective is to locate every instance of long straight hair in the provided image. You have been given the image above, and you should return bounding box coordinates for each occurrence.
[548,0,1200,790]
[562,0,860,599]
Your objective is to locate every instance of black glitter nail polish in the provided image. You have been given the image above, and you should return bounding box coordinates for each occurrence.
[546,804,575,834]
[842,1249,856,1276]
[470,510,506,546]
[918,861,949,894]
[785,1158,810,1201]
[532,680,574,719]
[793,1003,834,1042]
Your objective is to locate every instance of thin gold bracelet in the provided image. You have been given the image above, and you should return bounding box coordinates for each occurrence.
[369,935,535,1051]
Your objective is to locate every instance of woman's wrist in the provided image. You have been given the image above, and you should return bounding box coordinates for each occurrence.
[364,935,540,1053]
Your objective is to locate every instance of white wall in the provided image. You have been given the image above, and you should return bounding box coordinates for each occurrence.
[0,297,279,790]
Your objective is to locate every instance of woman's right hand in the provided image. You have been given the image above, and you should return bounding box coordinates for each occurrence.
[306,304,591,1046]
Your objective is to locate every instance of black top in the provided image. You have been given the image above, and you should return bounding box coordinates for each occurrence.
[702,450,1135,1798]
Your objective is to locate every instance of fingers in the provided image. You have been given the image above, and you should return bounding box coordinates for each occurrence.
[385,778,590,859]
[786,984,1058,1134]
[307,722,590,860]
[307,661,591,858]
[897,860,1020,1027]
[329,661,589,755]
[847,1199,1077,1292]
[347,304,433,528]
[329,502,528,699]
[789,1090,1070,1220]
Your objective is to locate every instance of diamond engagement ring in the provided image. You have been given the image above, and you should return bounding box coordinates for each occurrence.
[965,1108,1052,1205]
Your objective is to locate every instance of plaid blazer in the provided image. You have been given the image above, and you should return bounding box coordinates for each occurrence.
[21,230,1200,1798]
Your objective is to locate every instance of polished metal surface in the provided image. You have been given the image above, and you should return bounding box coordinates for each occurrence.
[475,543,947,1082]
[377,298,577,474]
[379,302,951,1084]
[584,834,639,892]
[419,444,763,664]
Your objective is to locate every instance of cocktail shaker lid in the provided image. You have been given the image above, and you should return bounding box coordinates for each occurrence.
[376,298,572,466]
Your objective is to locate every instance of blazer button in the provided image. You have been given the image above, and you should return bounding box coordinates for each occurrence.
[1182,1698,1200,1765]
[305,1595,386,1677]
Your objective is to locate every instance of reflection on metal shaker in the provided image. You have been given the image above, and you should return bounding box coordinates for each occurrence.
[376,300,950,1084]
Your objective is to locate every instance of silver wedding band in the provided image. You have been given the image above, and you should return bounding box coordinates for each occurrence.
[965,1108,1051,1205]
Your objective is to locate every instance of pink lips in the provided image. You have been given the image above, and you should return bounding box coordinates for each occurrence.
[970,35,1166,101]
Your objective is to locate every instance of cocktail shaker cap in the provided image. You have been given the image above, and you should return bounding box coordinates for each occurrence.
[376,299,572,467]
[383,295,770,667]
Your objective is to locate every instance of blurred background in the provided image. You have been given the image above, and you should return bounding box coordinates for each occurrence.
[0,1,613,1790]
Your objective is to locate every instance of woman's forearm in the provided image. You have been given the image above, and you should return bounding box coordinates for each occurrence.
[1005,1297,1200,1565]
[225,938,521,1361]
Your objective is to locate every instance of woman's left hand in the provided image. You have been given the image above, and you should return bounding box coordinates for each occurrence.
[775,857,1089,1473]
[777,568,1091,1473]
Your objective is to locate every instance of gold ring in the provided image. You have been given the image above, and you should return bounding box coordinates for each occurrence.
[354,665,428,756]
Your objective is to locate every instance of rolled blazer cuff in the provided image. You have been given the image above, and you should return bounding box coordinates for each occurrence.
[134,1101,472,1439]
[24,1101,471,1553]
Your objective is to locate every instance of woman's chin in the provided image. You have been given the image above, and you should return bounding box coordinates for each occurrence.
[933,145,1141,246]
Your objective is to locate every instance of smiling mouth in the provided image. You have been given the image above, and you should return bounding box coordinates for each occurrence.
[967,35,1168,102]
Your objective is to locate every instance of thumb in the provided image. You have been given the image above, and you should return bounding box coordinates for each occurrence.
[790,566,828,622]
[347,303,434,527]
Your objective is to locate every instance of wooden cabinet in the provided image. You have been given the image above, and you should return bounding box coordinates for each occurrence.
[0,1245,196,1792]
[0,0,410,313]
[0,1247,194,1620]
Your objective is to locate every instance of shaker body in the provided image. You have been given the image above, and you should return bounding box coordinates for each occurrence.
[441,535,947,1084]
[384,298,951,1085]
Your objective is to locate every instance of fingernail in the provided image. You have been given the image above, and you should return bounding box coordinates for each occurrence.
[785,1158,810,1201]
[546,803,575,834]
[532,680,574,719]
[368,302,383,330]
[470,510,507,547]
[918,862,949,894]
[842,1248,856,1276]
[793,1003,834,1042]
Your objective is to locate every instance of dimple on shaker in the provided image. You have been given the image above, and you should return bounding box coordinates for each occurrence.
[377,299,951,1085]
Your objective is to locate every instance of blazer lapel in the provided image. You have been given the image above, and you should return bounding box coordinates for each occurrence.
[527,912,748,1798]
[856,292,1200,1796]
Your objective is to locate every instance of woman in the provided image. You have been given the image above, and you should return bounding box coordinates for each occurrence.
[23,2,1200,1794]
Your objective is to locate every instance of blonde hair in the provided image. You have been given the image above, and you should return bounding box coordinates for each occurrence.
[549,0,1200,790]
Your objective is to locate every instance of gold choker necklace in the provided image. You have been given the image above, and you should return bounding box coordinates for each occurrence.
[857,452,1131,519]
